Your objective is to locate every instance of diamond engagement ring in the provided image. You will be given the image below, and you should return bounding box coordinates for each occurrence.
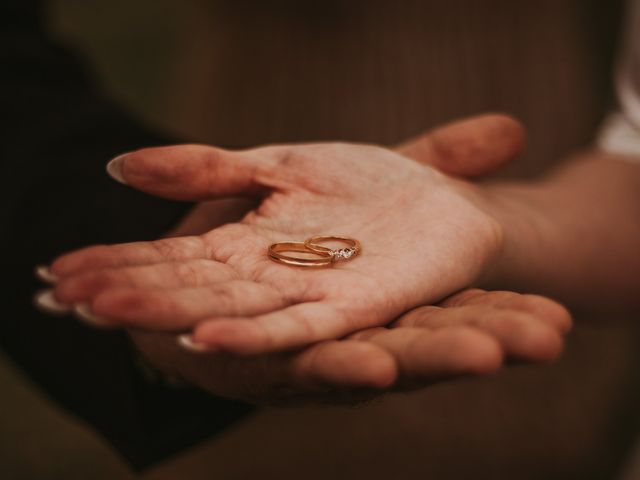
[304,236,361,262]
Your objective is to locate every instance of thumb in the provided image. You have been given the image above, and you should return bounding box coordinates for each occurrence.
[394,113,526,177]
[106,144,270,201]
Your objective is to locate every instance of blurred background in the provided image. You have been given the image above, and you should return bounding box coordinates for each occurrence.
[3,0,640,478]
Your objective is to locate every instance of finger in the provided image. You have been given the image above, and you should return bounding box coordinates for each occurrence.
[349,326,503,379]
[287,340,397,390]
[85,281,287,330]
[479,292,572,333]
[443,290,572,333]
[192,302,348,355]
[54,259,238,304]
[394,305,564,362]
[107,144,279,201]
[395,113,526,177]
[50,235,209,277]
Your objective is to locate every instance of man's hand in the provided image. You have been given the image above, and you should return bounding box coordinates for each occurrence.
[129,288,569,405]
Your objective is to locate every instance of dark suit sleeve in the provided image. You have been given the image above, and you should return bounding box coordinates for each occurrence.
[0,0,253,470]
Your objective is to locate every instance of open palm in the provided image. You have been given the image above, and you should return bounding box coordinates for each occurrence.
[50,141,503,355]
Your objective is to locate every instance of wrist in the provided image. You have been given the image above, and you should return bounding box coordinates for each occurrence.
[475,180,552,290]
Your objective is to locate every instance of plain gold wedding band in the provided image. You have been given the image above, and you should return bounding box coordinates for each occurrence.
[268,242,334,267]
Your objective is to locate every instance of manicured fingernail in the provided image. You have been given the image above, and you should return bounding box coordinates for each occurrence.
[35,265,59,284]
[177,334,217,353]
[106,154,127,184]
[34,290,71,315]
[73,303,114,328]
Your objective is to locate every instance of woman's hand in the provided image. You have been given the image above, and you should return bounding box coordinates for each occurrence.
[47,139,515,354]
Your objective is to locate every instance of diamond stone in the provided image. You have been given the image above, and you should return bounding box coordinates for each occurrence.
[334,248,355,260]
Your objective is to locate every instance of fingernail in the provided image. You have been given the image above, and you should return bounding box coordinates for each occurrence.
[73,303,114,328]
[177,334,217,353]
[34,290,71,315]
[106,154,127,184]
[35,265,59,284]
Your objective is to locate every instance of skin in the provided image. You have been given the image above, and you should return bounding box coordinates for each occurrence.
[485,151,640,315]
[40,114,573,403]
[130,288,569,404]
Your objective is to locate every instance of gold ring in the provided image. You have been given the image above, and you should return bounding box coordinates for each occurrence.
[304,236,361,261]
[268,242,334,267]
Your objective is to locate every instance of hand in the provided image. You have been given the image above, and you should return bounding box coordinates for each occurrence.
[47,118,527,354]
[128,288,570,404]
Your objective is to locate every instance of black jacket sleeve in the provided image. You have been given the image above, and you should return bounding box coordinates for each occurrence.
[1,0,252,470]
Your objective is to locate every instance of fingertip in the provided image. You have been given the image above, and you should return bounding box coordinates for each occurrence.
[49,256,68,277]
[491,113,526,162]
[344,342,398,388]
[108,146,184,198]
[506,294,573,334]
[35,265,59,284]
[73,303,115,329]
[177,334,218,354]
[54,273,103,304]
[483,113,526,145]
[471,346,503,374]
[555,306,573,333]
[474,309,566,363]
[522,324,565,362]
[53,280,75,304]
[530,296,573,334]
[472,113,526,159]
[469,113,526,172]
[33,289,71,316]
[451,328,503,374]
[419,112,527,177]
[106,154,128,184]
[363,350,398,388]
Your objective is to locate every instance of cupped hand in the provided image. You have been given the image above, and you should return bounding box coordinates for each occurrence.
[49,148,498,353]
[47,117,524,355]
[128,288,570,404]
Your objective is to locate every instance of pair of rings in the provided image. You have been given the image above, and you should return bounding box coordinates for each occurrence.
[268,236,361,267]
